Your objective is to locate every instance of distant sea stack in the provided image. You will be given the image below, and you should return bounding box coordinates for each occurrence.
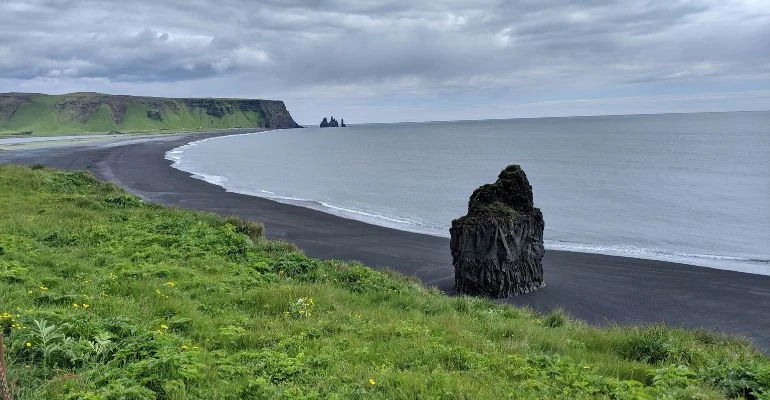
[450,165,545,298]
[0,92,301,134]
[320,116,346,127]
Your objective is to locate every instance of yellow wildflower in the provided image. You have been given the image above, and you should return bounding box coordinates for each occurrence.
[72,303,80,308]
[160,324,168,330]
[26,342,31,347]
[181,344,189,350]
[82,304,90,309]
[369,378,376,385]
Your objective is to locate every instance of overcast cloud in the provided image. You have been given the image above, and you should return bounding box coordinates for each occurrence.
[1,0,768,123]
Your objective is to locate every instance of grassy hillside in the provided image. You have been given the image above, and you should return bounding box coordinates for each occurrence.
[0,93,301,135]
[0,164,768,399]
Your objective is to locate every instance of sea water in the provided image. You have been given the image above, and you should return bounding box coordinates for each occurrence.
[166,111,770,275]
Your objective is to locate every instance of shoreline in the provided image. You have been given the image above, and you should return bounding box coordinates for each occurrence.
[176,164,770,276]
[1,129,769,350]
[167,131,770,276]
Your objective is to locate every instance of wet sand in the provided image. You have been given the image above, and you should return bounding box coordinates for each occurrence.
[2,130,769,351]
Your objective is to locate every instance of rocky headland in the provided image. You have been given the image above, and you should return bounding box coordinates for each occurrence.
[0,92,301,134]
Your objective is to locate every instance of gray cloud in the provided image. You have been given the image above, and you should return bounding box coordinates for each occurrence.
[1,0,768,122]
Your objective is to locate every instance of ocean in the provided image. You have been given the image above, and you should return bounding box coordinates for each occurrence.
[166,111,770,275]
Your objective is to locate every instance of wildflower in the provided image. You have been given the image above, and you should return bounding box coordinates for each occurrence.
[165,281,176,287]
[369,378,376,385]
[181,344,189,350]
[39,285,48,291]
[160,324,168,330]
[72,303,80,308]
[26,342,31,347]
[82,304,90,309]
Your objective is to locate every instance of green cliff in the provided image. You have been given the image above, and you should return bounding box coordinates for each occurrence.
[0,92,301,135]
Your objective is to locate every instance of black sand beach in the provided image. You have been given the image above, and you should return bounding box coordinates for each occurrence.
[2,131,769,351]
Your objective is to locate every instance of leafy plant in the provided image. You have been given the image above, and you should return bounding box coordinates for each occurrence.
[285,298,315,319]
[31,319,65,373]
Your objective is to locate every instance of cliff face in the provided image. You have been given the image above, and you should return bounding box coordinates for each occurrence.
[256,100,303,129]
[450,165,545,298]
[0,92,301,134]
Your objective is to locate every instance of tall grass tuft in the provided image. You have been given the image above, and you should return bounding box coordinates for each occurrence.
[543,308,568,328]
[225,215,264,243]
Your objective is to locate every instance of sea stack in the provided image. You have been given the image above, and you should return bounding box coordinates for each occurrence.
[450,165,545,298]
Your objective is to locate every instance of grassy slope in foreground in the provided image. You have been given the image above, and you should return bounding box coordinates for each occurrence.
[0,165,768,400]
[0,92,300,135]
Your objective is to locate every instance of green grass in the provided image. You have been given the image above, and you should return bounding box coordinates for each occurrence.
[0,164,768,399]
[0,94,266,135]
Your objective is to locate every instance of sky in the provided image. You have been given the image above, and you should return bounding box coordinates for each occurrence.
[1,0,769,124]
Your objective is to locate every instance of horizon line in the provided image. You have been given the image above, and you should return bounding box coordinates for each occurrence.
[298,108,770,126]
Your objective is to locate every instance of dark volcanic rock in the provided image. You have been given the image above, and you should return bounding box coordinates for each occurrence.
[53,99,102,123]
[179,98,301,129]
[450,165,545,298]
[109,103,128,124]
[146,110,163,121]
[256,100,302,129]
[320,116,345,128]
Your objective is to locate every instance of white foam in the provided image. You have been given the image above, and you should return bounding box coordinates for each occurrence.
[544,240,770,275]
[225,185,447,235]
[189,172,228,186]
[165,150,183,161]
